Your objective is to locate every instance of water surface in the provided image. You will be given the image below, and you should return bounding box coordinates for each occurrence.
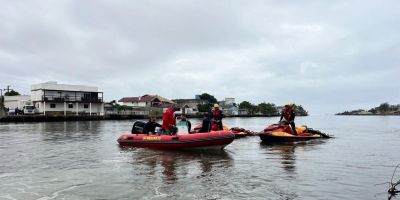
[1,116,399,199]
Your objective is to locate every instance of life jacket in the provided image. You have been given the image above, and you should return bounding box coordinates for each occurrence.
[212,109,223,120]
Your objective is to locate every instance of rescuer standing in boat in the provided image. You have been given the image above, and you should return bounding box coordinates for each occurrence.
[279,103,297,135]
[211,104,224,131]
[162,104,177,135]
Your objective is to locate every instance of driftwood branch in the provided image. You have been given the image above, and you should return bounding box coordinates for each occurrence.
[388,164,400,199]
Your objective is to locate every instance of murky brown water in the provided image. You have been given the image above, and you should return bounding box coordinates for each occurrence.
[1,116,399,199]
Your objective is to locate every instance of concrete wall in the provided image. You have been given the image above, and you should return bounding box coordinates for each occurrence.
[4,95,32,109]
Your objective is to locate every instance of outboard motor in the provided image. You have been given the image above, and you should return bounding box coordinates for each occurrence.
[131,121,146,133]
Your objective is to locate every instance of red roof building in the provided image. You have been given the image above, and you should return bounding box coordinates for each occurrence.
[118,94,175,108]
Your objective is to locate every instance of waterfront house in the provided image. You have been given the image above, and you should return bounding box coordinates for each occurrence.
[219,98,239,116]
[118,95,175,116]
[104,101,117,112]
[238,109,249,115]
[118,94,175,108]
[31,81,104,116]
[172,98,208,115]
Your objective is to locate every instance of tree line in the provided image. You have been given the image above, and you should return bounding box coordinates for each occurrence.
[237,101,308,116]
[197,93,308,116]
[337,102,400,115]
[369,102,400,114]
[3,90,20,96]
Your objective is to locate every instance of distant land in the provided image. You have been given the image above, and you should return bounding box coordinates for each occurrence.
[336,103,400,115]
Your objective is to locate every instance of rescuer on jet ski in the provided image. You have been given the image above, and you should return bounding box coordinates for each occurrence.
[279,103,297,135]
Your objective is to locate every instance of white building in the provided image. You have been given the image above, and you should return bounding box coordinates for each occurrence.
[220,98,238,116]
[31,81,104,116]
[224,98,235,106]
[3,95,32,110]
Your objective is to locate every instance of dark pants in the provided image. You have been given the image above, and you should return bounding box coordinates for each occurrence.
[289,121,297,135]
[214,121,223,131]
[161,127,178,135]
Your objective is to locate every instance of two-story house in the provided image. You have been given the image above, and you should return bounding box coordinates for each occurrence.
[31,81,104,116]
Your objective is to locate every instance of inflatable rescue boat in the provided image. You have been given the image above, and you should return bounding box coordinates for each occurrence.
[118,131,235,150]
[118,121,235,150]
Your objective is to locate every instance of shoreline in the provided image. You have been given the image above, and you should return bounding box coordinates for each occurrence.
[0,114,308,123]
[2,113,398,123]
[335,114,400,116]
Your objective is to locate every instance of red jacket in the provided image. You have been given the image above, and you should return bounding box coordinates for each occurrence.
[212,108,223,121]
[162,107,176,130]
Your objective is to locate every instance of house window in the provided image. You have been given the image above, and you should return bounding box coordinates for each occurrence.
[50,104,56,108]
[68,103,73,108]
[84,104,89,109]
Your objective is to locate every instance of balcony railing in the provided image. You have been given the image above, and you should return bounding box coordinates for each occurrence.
[42,95,103,103]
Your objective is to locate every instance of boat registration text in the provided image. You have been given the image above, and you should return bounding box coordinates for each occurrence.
[143,136,162,141]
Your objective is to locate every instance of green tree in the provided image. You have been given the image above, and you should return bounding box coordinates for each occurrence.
[197,104,210,113]
[239,101,258,114]
[258,102,278,115]
[239,101,252,110]
[378,102,390,112]
[114,104,130,111]
[368,108,377,114]
[199,93,217,104]
[295,105,308,116]
[197,93,218,113]
[4,90,20,96]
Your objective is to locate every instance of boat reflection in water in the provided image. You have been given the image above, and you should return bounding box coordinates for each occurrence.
[258,140,329,199]
[120,148,233,184]
[259,140,328,176]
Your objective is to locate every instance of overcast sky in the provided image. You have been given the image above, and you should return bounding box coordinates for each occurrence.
[0,0,399,114]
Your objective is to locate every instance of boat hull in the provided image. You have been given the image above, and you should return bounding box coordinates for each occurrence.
[117,131,235,150]
[259,124,329,143]
[259,132,322,142]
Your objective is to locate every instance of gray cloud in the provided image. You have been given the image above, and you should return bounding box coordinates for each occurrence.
[0,0,399,114]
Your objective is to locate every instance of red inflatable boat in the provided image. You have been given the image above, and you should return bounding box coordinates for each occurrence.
[117,131,235,150]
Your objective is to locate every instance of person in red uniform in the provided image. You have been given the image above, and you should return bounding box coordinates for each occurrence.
[279,103,297,135]
[211,104,224,131]
[162,105,177,135]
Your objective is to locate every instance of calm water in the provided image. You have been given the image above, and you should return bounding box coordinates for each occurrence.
[1,116,399,200]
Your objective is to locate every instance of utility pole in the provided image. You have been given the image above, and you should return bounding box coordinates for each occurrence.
[0,89,4,117]
[3,85,11,94]
[1,85,12,117]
